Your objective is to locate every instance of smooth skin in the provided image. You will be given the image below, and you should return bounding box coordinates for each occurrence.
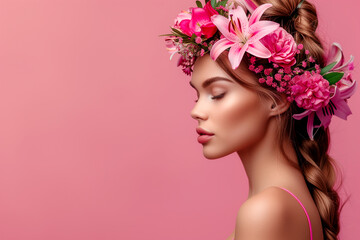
[189,54,324,240]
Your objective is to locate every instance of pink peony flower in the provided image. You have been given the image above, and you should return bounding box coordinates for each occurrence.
[177,1,219,39]
[289,71,330,111]
[261,27,297,68]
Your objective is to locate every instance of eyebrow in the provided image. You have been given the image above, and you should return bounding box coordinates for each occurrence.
[189,77,234,90]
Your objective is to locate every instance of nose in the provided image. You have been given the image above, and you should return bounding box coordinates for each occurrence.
[190,101,208,120]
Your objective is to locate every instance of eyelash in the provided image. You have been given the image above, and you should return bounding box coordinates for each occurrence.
[194,93,225,103]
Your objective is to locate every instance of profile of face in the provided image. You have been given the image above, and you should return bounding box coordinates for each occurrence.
[190,54,275,159]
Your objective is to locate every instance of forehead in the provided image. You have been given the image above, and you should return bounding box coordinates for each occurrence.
[190,54,233,87]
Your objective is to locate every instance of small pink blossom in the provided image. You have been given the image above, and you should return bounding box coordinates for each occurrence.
[302,61,307,68]
[280,81,287,87]
[305,49,310,55]
[277,87,285,92]
[266,76,273,85]
[275,73,282,81]
[297,44,303,50]
[264,68,273,75]
[259,77,266,83]
[261,27,297,68]
[250,56,256,64]
[289,71,331,111]
[283,75,291,81]
[195,36,202,43]
[284,67,292,74]
[348,62,354,71]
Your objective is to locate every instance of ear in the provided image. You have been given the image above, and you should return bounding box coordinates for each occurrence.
[268,93,291,116]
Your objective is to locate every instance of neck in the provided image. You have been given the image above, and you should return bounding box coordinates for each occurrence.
[237,117,303,199]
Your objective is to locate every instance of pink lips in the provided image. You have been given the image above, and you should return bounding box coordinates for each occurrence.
[196,127,214,144]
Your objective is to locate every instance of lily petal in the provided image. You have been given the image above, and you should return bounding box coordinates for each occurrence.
[330,88,353,120]
[339,79,357,99]
[228,43,248,69]
[211,14,238,42]
[333,99,352,120]
[316,108,332,128]
[306,112,315,140]
[229,5,249,35]
[210,38,234,61]
[248,3,273,25]
[326,42,344,68]
[248,20,279,43]
[292,109,312,120]
[238,0,257,13]
[333,55,354,74]
[246,41,271,58]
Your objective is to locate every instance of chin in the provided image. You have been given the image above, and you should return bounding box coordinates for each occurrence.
[202,146,235,159]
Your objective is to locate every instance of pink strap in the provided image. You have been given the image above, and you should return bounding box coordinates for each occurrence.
[279,187,313,240]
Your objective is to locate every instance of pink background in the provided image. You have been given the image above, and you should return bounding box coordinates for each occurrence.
[0,0,358,239]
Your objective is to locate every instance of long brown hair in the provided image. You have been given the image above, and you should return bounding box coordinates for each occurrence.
[214,0,350,239]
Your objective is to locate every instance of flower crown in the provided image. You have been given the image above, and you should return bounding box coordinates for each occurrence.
[160,0,357,140]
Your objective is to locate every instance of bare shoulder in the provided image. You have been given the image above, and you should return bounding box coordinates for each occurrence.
[234,186,294,240]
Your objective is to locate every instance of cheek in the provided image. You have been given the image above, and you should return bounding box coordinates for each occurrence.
[216,93,268,147]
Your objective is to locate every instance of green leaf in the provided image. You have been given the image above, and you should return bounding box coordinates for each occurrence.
[196,0,203,8]
[323,72,344,85]
[190,33,197,42]
[170,27,188,37]
[159,32,180,37]
[211,0,216,8]
[320,61,337,75]
[205,0,210,3]
[218,0,228,6]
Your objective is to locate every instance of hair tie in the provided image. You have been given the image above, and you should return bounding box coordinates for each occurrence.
[289,0,305,19]
[297,0,305,9]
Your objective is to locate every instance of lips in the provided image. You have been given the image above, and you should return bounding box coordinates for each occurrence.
[196,127,214,144]
[196,127,214,136]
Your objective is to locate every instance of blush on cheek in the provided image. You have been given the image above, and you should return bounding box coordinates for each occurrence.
[220,93,267,150]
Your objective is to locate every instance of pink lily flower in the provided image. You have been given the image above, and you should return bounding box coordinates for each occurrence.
[210,3,279,69]
[292,43,357,140]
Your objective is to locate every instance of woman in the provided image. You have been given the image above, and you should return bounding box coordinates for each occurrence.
[161,0,356,239]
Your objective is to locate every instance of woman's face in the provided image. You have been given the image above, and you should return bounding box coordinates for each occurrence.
[189,54,272,159]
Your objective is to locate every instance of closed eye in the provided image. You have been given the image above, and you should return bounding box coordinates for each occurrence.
[212,92,225,100]
[194,93,226,102]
